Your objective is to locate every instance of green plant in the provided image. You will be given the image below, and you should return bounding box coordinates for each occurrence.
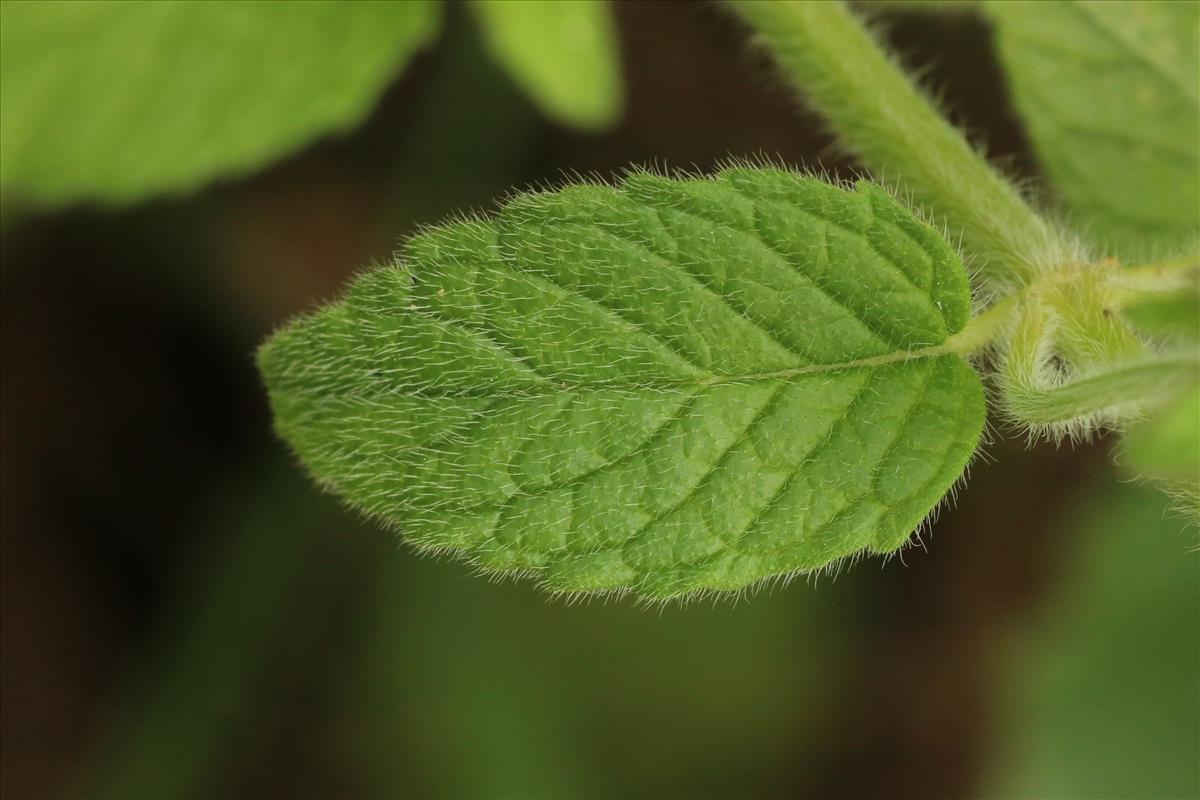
[260,0,1196,601]
[0,0,620,206]
[7,1,1195,601]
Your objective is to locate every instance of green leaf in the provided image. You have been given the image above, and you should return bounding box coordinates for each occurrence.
[1118,260,1199,515]
[1122,382,1200,481]
[1122,286,1200,343]
[469,0,622,131]
[987,480,1200,798]
[988,1,1200,258]
[259,168,984,600]
[0,0,440,206]
[1119,382,1200,520]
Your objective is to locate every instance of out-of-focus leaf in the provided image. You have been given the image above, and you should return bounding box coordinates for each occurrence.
[988,1,1200,259]
[1122,286,1200,344]
[0,0,440,206]
[469,0,622,130]
[1119,260,1199,514]
[1122,381,1199,481]
[1119,382,1200,518]
[258,169,984,600]
[986,479,1200,799]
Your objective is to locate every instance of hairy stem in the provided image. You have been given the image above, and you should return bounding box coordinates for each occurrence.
[1006,354,1198,429]
[728,0,1074,290]
[946,293,1019,355]
[1111,252,1200,303]
[1000,298,1198,433]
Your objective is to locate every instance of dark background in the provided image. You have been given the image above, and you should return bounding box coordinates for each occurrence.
[3,3,1197,798]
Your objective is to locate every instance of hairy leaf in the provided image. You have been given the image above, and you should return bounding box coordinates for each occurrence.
[469,0,622,130]
[260,169,984,599]
[988,1,1200,258]
[0,0,439,205]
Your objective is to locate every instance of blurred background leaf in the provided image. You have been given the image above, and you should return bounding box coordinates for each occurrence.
[988,0,1200,259]
[469,0,623,131]
[1119,270,1200,516]
[1118,383,1200,521]
[0,0,440,206]
[984,479,1200,800]
[1122,282,1200,344]
[1120,384,1199,483]
[0,0,627,211]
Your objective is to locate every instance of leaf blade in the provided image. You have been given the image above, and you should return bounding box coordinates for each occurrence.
[988,0,1200,258]
[0,0,440,205]
[468,0,623,130]
[260,169,984,599]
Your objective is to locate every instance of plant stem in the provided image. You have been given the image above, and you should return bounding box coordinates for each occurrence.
[1111,252,1200,302]
[727,0,1074,290]
[946,293,1019,354]
[999,296,1198,433]
[1007,352,1197,429]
